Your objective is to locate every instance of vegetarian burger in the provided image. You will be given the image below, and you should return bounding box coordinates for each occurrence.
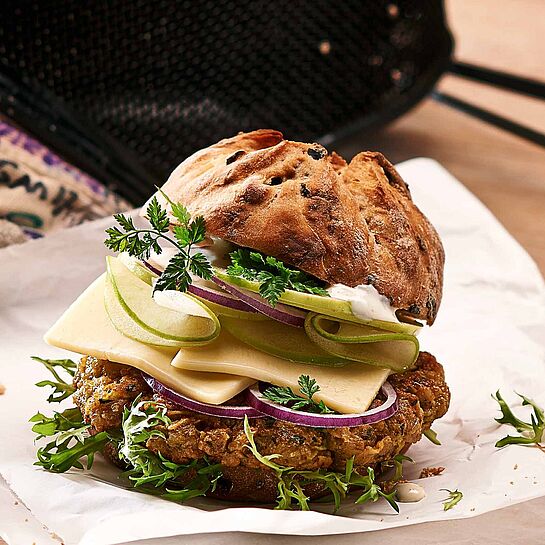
[41,130,449,508]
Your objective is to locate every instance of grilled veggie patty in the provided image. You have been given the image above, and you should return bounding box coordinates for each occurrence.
[74,352,449,502]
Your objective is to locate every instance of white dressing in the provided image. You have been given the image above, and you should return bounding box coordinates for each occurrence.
[395,482,426,503]
[327,283,399,323]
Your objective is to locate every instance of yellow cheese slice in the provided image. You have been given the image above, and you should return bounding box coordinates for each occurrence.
[44,274,255,404]
[172,331,390,414]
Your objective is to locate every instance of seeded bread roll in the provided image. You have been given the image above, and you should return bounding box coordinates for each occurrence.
[145,130,444,324]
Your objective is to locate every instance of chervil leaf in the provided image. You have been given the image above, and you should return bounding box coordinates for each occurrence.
[258,273,288,307]
[158,188,191,226]
[493,390,544,449]
[154,254,192,292]
[145,196,170,233]
[114,213,136,232]
[441,488,463,511]
[262,375,334,414]
[105,194,213,295]
[188,252,213,280]
[226,248,328,306]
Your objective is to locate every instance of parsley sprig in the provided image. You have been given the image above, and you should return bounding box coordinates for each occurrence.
[243,416,399,512]
[493,390,544,450]
[440,488,463,511]
[262,375,334,414]
[104,192,212,293]
[227,248,328,306]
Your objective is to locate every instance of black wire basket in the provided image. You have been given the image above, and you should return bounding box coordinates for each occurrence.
[1,0,454,203]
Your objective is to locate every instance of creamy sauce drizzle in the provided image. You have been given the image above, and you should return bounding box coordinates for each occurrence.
[395,482,426,503]
[327,283,399,323]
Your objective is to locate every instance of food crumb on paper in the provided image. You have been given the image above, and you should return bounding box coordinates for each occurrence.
[0,383,5,395]
[419,467,445,479]
[514,464,518,470]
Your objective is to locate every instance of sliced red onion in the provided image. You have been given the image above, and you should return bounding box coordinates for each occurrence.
[246,382,398,427]
[212,276,306,327]
[142,260,258,313]
[142,259,163,276]
[186,283,258,313]
[143,374,263,419]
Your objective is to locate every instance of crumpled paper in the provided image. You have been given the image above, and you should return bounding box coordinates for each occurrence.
[0,159,544,545]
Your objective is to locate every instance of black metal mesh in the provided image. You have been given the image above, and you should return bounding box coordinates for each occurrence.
[0,0,451,189]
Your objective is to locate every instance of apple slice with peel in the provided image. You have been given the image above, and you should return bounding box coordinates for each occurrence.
[104,274,186,347]
[220,315,356,367]
[118,252,158,285]
[106,256,220,347]
[213,268,420,335]
[305,313,419,372]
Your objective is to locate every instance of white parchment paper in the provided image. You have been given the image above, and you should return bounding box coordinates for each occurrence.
[1,159,544,545]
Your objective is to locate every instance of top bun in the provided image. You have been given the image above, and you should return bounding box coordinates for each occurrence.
[145,130,444,324]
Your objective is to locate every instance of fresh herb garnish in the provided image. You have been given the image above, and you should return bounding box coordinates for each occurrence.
[243,416,399,512]
[32,356,77,402]
[31,408,109,472]
[423,428,441,445]
[227,248,329,306]
[493,390,544,450]
[104,192,212,293]
[262,375,334,414]
[31,357,221,502]
[440,488,463,511]
[380,454,414,484]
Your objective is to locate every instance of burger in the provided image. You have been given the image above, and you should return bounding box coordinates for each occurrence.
[36,130,449,510]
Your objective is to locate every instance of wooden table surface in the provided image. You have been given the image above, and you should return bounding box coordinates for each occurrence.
[2,2,544,544]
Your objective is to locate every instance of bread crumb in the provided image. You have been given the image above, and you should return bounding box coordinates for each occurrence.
[509,481,514,485]
[419,466,445,479]
[0,384,5,395]
[514,464,518,470]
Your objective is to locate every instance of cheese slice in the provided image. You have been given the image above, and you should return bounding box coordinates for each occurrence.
[172,331,390,414]
[44,274,255,404]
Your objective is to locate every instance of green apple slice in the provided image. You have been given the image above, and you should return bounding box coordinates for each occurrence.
[104,273,186,347]
[118,252,158,285]
[213,268,420,335]
[219,316,354,367]
[106,256,220,346]
[305,313,419,372]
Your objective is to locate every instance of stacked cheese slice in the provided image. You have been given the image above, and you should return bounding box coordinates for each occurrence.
[45,274,390,413]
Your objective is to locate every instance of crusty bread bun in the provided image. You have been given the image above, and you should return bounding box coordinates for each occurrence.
[145,130,444,324]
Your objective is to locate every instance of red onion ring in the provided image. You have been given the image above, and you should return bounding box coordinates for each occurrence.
[142,260,258,313]
[212,276,306,327]
[246,382,398,427]
[142,259,163,276]
[142,374,263,419]
[186,283,258,313]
